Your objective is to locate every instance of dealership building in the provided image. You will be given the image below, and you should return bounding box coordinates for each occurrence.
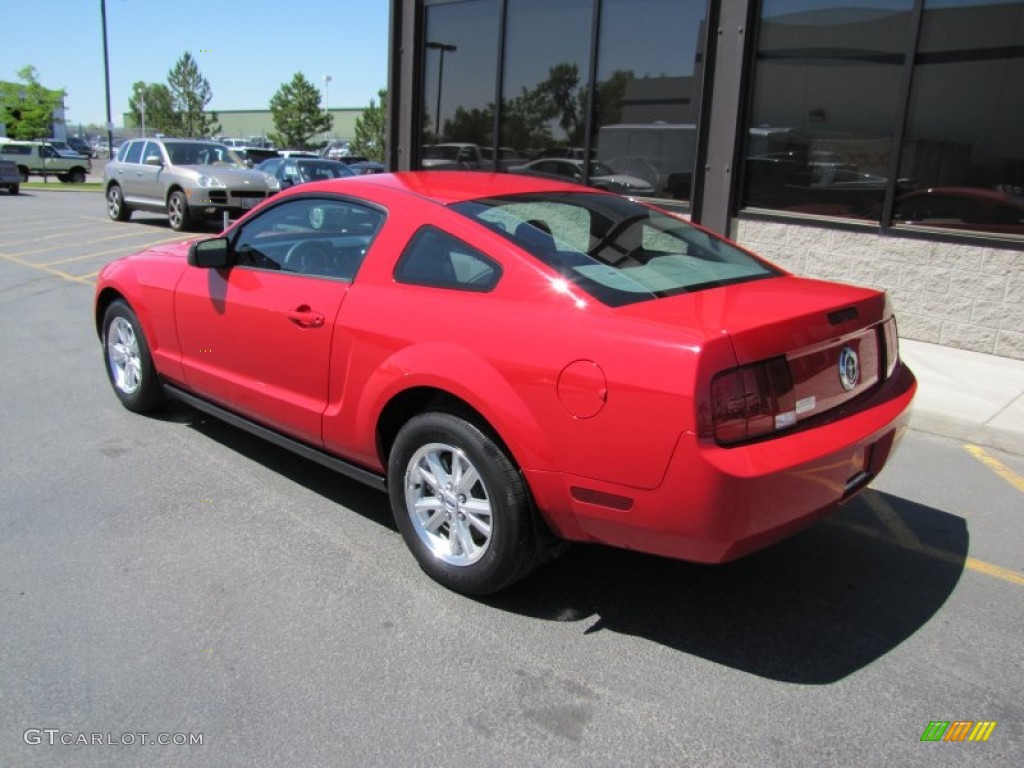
[385,0,1024,359]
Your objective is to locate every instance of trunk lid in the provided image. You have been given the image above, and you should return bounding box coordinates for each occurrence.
[619,275,889,424]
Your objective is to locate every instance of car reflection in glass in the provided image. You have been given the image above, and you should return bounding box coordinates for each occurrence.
[257,157,355,191]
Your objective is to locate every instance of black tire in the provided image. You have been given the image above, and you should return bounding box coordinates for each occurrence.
[69,168,87,184]
[101,300,164,413]
[167,189,192,231]
[388,412,542,595]
[17,166,28,183]
[58,174,71,183]
[106,184,131,221]
[6,184,17,195]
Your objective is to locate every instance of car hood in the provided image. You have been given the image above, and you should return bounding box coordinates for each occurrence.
[174,165,274,188]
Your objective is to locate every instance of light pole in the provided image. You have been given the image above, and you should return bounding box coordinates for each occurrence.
[100,0,113,157]
[425,42,456,141]
[140,90,146,138]
[322,74,332,143]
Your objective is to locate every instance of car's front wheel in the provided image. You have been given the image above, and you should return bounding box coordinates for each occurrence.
[167,190,192,231]
[388,412,542,595]
[101,300,164,413]
[106,184,130,221]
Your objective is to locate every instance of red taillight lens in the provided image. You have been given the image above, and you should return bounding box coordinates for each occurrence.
[882,316,899,379]
[711,357,796,444]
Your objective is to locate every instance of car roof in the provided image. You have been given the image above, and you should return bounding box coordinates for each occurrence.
[337,171,593,205]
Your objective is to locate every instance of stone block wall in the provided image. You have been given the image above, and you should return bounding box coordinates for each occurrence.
[733,218,1024,361]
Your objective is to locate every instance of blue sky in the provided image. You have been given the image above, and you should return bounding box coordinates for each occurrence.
[0,0,390,129]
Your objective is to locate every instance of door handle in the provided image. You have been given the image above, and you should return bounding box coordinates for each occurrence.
[285,306,325,328]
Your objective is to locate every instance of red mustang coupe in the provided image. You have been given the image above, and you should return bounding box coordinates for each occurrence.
[95,172,916,594]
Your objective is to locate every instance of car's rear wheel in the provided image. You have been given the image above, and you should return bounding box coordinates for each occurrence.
[106,184,130,221]
[69,168,86,184]
[6,184,17,195]
[101,300,164,413]
[167,190,192,231]
[388,412,542,595]
[17,166,28,183]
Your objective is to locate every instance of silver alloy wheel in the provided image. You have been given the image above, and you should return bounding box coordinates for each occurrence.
[404,442,493,566]
[107,186,122,218]
[106,316,142,395]
[168,193,185,229]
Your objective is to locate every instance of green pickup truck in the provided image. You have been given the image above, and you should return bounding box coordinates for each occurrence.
[0,140,92,183]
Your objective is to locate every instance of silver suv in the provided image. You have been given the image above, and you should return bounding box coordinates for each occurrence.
[103,138,279,231]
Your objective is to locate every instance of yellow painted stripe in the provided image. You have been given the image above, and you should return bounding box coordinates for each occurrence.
[964,557,1024,586]
[861,490,920,548]
[964,444,1024,494]
[41,234,191,266]
[0,251,94,285]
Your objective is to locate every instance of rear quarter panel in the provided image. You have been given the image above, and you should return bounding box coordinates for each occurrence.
[322,196,724,489]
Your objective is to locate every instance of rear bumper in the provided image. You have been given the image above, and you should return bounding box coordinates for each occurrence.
[527,363,917,563]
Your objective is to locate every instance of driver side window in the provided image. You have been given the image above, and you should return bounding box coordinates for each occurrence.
[232,198,385,280]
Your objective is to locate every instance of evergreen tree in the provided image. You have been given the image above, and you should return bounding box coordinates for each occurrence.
[268,73,332,149]
[166,52,220,137]
[352,89,387,161]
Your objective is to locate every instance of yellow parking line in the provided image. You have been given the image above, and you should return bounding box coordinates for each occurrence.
[963,444,1024,494]
[0,251,94,285]
[41,234,192,266]
[861,489,920,548]
[15,229,178,261]
[964,557,1024,586]
[828,517,1024,587]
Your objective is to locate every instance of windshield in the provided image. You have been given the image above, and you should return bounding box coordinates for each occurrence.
[452,192,780,307]
[296,160,355,181]
[165,141,245,168]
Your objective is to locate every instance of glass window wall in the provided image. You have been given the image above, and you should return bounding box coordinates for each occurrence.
[894,0,1024,236]
[742,0,913,220]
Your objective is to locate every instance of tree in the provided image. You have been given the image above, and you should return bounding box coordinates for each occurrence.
[351,89,387,161]
[128,81,178,136]
[166,52,220,137]
[0,66,64,140]
[268,73,332,149]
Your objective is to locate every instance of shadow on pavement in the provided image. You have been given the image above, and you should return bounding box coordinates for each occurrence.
[158,403,965,684]
[486,491,967,684]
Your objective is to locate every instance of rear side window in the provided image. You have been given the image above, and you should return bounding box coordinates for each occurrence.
[395,226,502,292]
[0,144,31,156]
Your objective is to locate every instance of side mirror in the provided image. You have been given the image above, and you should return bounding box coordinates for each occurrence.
[144,156,163,167]
[188,237,231,268]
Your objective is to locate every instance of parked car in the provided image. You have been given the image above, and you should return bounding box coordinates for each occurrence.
[255,157,354,189]
[234,147,280,167]
[43,139,87,158]
[67,136,95,158]
[103,138,279,231]
[421,143,483,170]
[0,158,20,194]
[890,187,1024,236]
[94,171,915,594]
[509,157,655,195]
[345,160,387,175]
[0,140,92,183]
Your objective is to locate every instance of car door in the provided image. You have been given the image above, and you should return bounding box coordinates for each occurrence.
[111,141,145,200]
[173,196,384,445]
[135,141,166,205]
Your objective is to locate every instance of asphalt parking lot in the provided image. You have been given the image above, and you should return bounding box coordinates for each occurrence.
[1,190,1022,767]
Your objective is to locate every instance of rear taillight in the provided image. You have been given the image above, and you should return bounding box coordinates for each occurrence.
[711,357,796,444]
[882,316,899,379]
